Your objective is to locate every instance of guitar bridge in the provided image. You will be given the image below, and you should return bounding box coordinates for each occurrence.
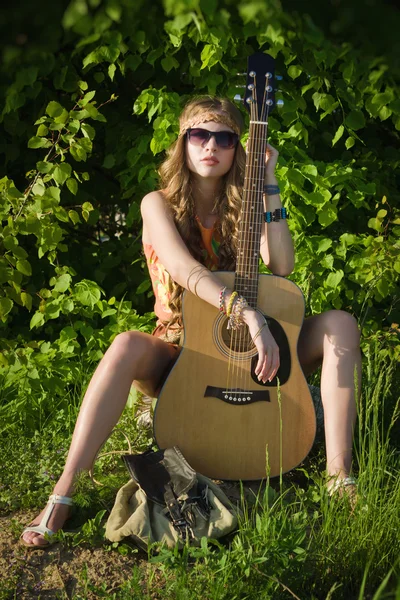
[204,386,270,405]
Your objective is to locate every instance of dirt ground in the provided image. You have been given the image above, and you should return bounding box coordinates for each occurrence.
[0,481,269,599]
[0,509,147,599]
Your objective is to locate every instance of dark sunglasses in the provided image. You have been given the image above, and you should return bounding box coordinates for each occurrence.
[186,128,239,149]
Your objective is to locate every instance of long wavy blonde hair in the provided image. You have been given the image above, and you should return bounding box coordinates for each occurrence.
[158,96,246,340]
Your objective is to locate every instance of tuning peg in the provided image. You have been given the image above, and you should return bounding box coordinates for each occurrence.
[276,99,284,107]
[234,94,243,103]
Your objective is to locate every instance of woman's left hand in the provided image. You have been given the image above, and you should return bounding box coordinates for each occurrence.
[265,143,279,176]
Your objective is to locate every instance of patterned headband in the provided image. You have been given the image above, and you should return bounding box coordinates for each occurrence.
[179,111,241,135]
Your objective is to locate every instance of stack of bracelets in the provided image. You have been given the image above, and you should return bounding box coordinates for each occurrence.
[219,287,248,330]
[263,185,289,223]
[219,287,268,340]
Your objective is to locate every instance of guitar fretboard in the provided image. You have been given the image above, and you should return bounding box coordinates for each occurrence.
[235,122,268,307]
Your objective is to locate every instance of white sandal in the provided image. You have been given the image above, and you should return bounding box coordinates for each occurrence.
[328,476,357,495]
[20,494,73,548]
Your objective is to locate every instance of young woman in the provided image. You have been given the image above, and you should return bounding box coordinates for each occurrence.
[21,97,361,547]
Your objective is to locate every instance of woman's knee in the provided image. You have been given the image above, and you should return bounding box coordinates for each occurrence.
[325,310,360,348]
[109,330,149,361]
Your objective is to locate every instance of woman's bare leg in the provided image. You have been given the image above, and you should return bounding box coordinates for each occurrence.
[297,310,361,482]
[22,331,178,546]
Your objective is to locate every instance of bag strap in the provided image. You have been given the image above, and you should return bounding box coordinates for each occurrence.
[164,482,194,541]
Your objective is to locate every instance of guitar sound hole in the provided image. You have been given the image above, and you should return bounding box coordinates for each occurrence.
[221,321,254,353]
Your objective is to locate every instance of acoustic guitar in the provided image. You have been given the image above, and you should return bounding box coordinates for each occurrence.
[154,53,316,480]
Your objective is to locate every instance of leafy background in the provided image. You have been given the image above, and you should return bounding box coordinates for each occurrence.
[1,0,399,424]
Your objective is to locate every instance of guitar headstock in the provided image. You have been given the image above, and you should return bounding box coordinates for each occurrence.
[237,53,281,122]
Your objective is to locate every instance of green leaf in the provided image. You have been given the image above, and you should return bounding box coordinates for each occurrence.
[66,178,78,195]
[368,218,383,231]
[345,110,365,130]
[108,64,116,80]
[36,161,54,174]
[68,209,80,224]
[345,137,355,149]
[376,277,389,299]
[46,101,64,118]
[53,163,72,185]
[103,154,116,169]
[74,280,102,307]
[37,124,49,136]
[0,297,13,318]
[81,123,96,139]
[28,136,49,149]
[21,292,32,311]
[125,55,142,72]
[332,125,344,146]
[53,274,72,293]
[287,65,302,79]
[317,238,332,253]
[30,311,45,329]
[342,61,354,84]
[325,270,344,288]
[136,279,151,294]
[16,259,32,276]
[318,204,337,227]
[70,142,87,162]
[32,180,46,196]
[161,55,179,73]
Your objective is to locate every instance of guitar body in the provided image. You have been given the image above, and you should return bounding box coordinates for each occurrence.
[153,271,316,480]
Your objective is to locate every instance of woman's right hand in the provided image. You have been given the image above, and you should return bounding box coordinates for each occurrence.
[242,308,280,383]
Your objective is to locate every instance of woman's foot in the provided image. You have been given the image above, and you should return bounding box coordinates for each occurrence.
[326,475,357,506]
[21,496,72,547]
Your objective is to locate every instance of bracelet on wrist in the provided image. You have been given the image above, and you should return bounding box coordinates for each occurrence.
[264,207,288,223]
[226,291,238,317]
[219,286,227,313]
[263,184,280,195]
[227,295,248,330]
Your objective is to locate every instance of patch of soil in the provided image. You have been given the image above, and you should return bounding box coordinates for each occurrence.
[0,510,146,599]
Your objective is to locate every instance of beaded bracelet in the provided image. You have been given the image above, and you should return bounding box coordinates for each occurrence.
[226,291,238,317]
[264,207,288,223]
[219,286,227,313]
[227,295,248,330]
[264,184,280,195]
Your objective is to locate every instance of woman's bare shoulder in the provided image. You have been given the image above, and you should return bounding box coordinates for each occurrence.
[141,190,175,245]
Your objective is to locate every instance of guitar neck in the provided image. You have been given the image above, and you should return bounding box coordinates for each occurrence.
[235,121,268,308]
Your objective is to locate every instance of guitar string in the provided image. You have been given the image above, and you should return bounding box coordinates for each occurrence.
[227,80,255,399]
[235,83,257,398]
[238,80,260,399]
[244,78,264,396]
[243,76,271,397]
[240,79,259,397]
[243,84,259,394]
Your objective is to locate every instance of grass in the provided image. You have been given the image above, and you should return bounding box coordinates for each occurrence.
[0,342,399,599]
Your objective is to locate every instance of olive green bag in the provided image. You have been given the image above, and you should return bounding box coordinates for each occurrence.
[105,447,238,550]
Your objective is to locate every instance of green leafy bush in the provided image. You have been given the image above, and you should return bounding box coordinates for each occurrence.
[0,0,399,427]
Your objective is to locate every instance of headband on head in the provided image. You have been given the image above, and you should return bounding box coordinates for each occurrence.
[179,111,241,136]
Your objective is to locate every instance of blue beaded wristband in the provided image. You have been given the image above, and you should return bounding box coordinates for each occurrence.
[264,207,288,223]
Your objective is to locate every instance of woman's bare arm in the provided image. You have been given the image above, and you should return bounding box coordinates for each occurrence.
[259,173,295,276]
[141,190,224,309]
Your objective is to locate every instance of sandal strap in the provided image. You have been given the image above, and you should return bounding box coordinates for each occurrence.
[21,494,73,540]
[329,476,357,494]
[22,524,54,537]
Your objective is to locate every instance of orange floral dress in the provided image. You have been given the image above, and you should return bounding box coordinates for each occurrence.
[143,217,220,327]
